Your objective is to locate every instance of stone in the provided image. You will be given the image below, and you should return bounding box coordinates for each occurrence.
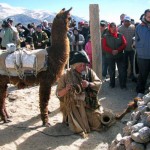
[146,143,150,150]
[147,102,150,109]
[120,136,132,148]
[143,93,150,104]
[116,143,126,150]
[138,105,148,114]
[127,120,137,127]
[131,142,145,150]
[145,115,150,127]
[115,133,122,143]
[139,127,150,143]
[131,123,144,132]
[137,100,145,107]
[130,111,141,122]
[109,140,117,150]
[131,132,143,143]
[123,126,132,136]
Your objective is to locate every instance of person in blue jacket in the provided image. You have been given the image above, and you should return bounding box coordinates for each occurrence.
[135,9,150,98]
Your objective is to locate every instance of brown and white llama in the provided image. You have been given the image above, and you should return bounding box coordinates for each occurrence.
[0,8,72,126]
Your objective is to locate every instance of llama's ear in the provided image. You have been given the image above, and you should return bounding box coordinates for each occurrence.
[62,8,65,11]
[60,8,65,13]
[57,8,66,18]
[66,7,72,13]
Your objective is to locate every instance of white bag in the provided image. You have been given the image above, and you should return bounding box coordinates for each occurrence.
[6,43,16,53]
[22,52,36,68]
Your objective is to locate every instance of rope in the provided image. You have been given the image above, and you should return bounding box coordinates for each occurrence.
[3,124,76,137]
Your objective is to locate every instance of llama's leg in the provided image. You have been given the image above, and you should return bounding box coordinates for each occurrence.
[0,85,9,123]
[39,83,51,126]
[4,106,10,118]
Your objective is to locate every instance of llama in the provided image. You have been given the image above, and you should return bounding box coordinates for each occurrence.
[0,8,72,126]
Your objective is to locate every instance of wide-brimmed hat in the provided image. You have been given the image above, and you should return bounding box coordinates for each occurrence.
[70,50,90,65]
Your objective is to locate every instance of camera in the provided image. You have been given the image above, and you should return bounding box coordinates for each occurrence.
[69,19,76,28]
[2,20,9,28]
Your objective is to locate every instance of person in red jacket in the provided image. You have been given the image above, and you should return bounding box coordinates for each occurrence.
[102,22,127,89]
[85,35,92,68]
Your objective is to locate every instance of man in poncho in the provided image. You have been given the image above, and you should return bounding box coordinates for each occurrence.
[56,50,102,137]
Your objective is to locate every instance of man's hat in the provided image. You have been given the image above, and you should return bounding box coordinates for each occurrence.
[124,16,131,21]
[70,50,90,65]
[36,24,43,29]
[100,20,107,25]
[27,23,34,29]
[7,18,13,22]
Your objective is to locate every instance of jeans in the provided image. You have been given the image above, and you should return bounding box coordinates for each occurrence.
[123,50,135,79]
[106,55,126,87]
[136,58,150,94]
[102,54,108,77]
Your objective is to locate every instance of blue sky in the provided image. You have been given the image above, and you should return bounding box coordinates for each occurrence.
[1,0,149,24]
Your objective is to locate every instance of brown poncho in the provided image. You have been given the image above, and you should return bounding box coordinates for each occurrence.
[57,68,102,136]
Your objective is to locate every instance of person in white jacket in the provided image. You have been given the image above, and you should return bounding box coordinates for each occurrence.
[70,27,85,51]
[0,18,19,49]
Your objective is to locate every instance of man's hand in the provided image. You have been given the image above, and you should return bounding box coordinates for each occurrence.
[38,42,42,46]
[65,84,72,92]
[81,80,89,88]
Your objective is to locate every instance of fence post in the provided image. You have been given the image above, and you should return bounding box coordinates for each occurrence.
[89,4,102,79]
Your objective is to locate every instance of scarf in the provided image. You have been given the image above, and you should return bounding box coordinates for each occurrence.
[108,24,118,38]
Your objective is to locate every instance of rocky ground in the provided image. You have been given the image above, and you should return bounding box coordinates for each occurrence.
[0,77,137,150]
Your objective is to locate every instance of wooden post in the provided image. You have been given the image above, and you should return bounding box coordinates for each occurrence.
[89,4,102,79]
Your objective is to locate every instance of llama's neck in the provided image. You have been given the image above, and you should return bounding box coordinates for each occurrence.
[48,21,70,65]
[51,30,68,45]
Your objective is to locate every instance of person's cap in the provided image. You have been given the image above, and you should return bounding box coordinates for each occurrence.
[16,23,22,27]
[100,20,107,25]
[109,22,116,28]
[79,21,84,25]
[43,20,48,23]
[124,16,131,21]
[84,21,89,25]
[7,18,13,22]
[70,50,90,65]
[73,27,79,32]
[27,23,34,29]
[36,24,43,28]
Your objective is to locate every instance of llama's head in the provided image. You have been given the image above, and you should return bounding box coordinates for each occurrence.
[53,7,72,31]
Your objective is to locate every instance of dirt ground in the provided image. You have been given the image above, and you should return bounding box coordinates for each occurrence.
[0,77,137,150]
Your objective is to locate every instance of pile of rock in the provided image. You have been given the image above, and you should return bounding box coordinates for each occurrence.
[109,92,150,150]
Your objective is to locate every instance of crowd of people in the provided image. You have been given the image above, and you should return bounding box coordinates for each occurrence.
[0,19,52,50]
[0,9,150,136]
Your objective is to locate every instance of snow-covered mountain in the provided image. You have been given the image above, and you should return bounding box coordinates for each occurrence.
[0,3,25,19]
[0,3,85,26]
